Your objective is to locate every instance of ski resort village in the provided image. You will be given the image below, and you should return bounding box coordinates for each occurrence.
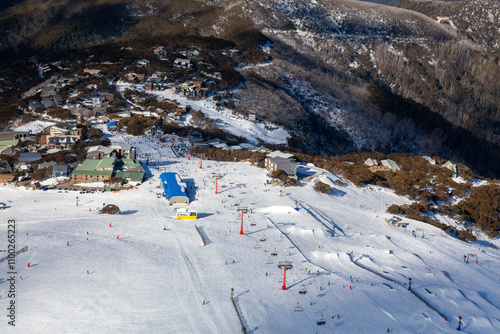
[0,43,499,334]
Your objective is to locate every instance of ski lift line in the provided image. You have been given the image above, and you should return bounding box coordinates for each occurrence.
[304,203,346,237]
[302,285,336,332]
[288,282,323,333]
[265,217,344,280]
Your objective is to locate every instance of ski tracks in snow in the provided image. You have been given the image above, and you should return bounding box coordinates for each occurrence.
[177,243,233,334]
[291,197,346,237]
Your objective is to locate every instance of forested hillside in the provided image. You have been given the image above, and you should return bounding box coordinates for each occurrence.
[0,0,498,177]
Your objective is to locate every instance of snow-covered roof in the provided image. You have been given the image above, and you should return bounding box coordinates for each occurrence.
[160,172,189,205]
[267,150,294,159]
[381,159,401,172]
[87,145,114,154]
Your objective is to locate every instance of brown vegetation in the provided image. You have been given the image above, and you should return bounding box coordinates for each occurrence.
[270,169,300,187]
[194,147,267,168]
[314,181,332,194]
[31,167,52,181]
[100,204,121,215]
[453,184,500,237]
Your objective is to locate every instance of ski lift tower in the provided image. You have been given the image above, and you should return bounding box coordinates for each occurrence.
[278,261,293,290]
[240,210,246,235]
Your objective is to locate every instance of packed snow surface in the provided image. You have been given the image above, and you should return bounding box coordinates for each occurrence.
[1,135,500,333]
[10,120,56,134]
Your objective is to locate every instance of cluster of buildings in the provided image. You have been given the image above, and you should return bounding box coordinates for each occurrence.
[25,73,118,124]
[364,156,459,176]
[173,78,216,99]
[364,158,401,173]
[117,45,223,99]
[0,118,144,187]
[40,123,82,149]
[28,82,67,112]
[186,131,272,154]
[0,144,70,184]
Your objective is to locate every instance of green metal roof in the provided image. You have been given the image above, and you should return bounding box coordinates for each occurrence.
[77,158,116,171]
[73,158,144,181]
[77,159,101,171]
[72,169,113,177]
[121,159,141,167]
[115,171,145,181]
[98,157,116,169]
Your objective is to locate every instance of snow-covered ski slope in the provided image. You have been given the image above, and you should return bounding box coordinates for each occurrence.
[1,146,500,333]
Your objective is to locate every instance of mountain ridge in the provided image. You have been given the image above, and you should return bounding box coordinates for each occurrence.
[0,0,498,177]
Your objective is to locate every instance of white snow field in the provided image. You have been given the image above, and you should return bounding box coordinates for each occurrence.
[10,120,56,134]
[1,144,500,333]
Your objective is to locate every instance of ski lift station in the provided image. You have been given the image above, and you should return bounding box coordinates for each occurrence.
[159,172,189,206]
[176,208,197,220]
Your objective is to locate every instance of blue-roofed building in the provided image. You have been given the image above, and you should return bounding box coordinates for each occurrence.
[160,172,189,206]
[107,122,118,131]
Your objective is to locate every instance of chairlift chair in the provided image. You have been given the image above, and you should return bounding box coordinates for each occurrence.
[317,315,326,326]
[271,249,278,257]
[254,242,262,249]
[294,302,303,312]
[266,256,274,264]
[299,286,307,295]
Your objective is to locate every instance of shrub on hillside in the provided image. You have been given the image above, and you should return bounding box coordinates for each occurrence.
[270,169,300,187]
[118,117,156,136]
[31,167,53,181]
[454,184,500,237]
[314,181,332,194]
[387,204,404,215]
[457,230,476,242]
[271,169,287,180]
[329,163,378,187]
[100,204,121,215]
[106,177,124,186]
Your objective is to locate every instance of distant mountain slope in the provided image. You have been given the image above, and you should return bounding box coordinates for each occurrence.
[397,0,500,53]
[0,0,457,54]
[0,0,499,177]
[354,0,402,6]
[245,0,456,39]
